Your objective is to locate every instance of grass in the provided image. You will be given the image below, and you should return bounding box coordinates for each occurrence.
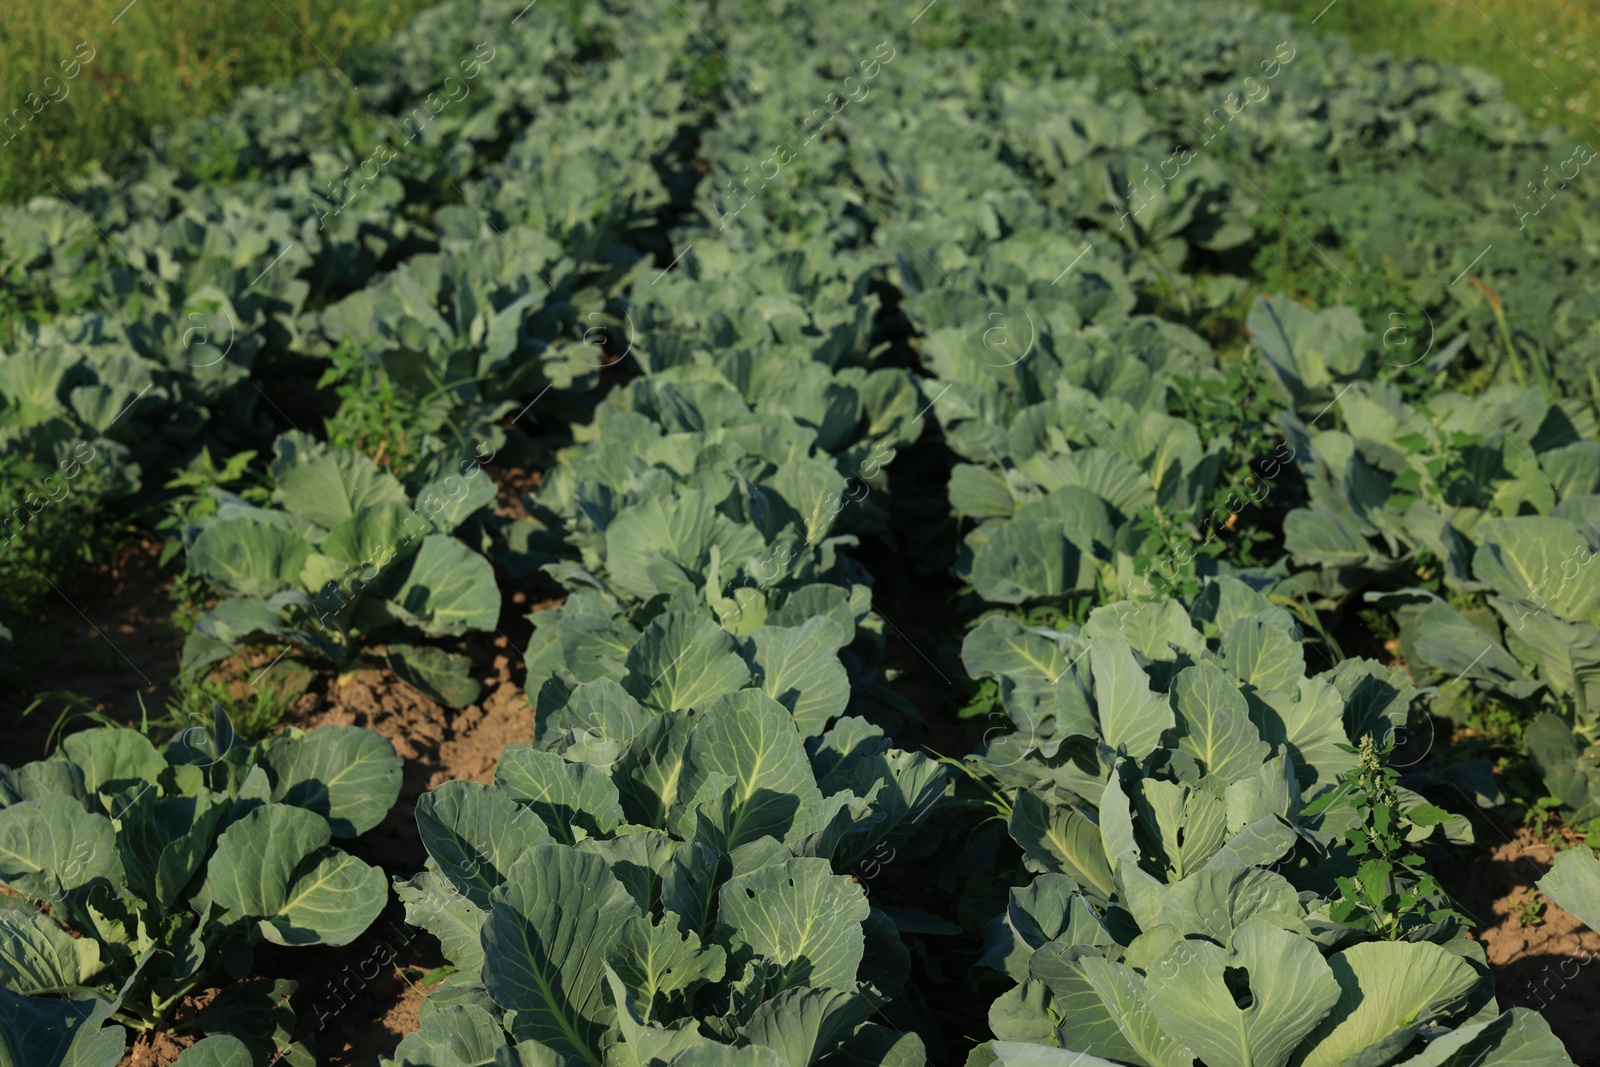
[1256,0,1600,140]
[0,0,439,204]
[4,0,1594,206]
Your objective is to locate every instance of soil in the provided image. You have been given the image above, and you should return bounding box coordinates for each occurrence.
[1438,826,1600,1064]
[4,540,184,762]
[125,1031,197,1067]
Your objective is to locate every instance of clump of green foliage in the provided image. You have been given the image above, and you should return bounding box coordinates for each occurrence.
[155,446,267,632]
[1306,734,1468,939]
[0,451,113,637]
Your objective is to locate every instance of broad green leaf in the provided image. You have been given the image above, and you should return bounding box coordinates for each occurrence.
[988,1043,1125,1067]
[1199,816,1297,874]
[1026,948,1146,1065]
[1027,447,1155,521]
[385,1004,508,1067]
[274,448,409,528]
[189,521,314,599]
[951,463,1017,519]
[829,1024,928,1067]
[395,867,486,972]
[1078,955,1197,1067]
[744,617,852,735]
[605,913,726,1024]
[1083,598,1206,663]
[1008,789,1114,898]
[208,804,386,946]
[963,616,1095,753]
[1296,941,1482,1067]
[605,489,718,600]
[1132,778,1228,880]
[0,760,86,808]
[318,502,421,568]
[1522,715,1600,822]
[1248,680,1354,793]
[495,746,625,843]
[613,712,698,830]
[663,1047,789,1067]
[971,519,1094,604]
[766,583,862,637]
[1284,503,1375,569]
[0,909,102,995]
[386,644,483,708]
[261,725,402,837]
[417,469,499,534]
[0,793,119,900]
[819,745,949,870]
[0,987,124,1067]
[1394,1007,1575,1067]
[387,535,502,636]
[1092,637,1172,759]
[1474,517,1600,622]
[575,823,676,916]
[624,613,751,714]
[58,730,166,802]
[1328,660,1414,748]
[1407,601,1529,693]
[557,614,640,685]
[1194,578,1286,640]
[987,979,1059,1046]
[1221,617,1305,695]
[1538,846,1600,930]
[540,678,649,763]
[117,790,225,911]
[1225,757,1296,832]
[677,690,825,849]
[768,455,850,545]
[416,780,554,906]
[483,845,642,1067]
[600,962,705,1067]
[171,1035,256,1067]
[979,873,1111,980]
[716,856,869,994]
[662,839,722,938]
[1152,867,1302,943]
[961,615,1070,694]
[1504,610,1600,717]
[1171,663,1270,783]
[181,596,334,675]
[1247,295,1369,407]
[739,986,874,1067]
[1146,920,1340,1067]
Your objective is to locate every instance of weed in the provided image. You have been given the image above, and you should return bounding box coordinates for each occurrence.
[165,660,312,739]
[1305,733,1471,938]
[318,337,487,475]
[154,447,267,631]
[1514,890,1548,928]
[0,450,112,627]
[1525,796,1569,849]
[319,341,416,471]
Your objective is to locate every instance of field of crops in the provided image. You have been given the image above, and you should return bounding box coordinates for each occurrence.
[3,0,1600,1064]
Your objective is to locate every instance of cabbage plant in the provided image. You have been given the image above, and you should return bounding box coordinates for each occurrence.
[0,711,401,1065]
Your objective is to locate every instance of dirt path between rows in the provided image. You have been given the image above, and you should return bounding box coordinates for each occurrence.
[1439,827,1600,1062]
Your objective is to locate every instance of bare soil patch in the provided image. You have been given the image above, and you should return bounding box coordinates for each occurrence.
[1439,827,1600,1063]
